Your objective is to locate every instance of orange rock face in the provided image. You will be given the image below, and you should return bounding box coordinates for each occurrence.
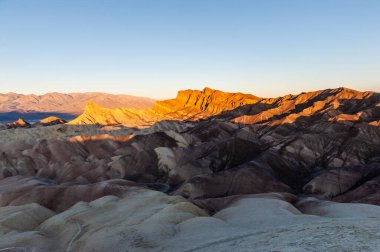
[6,118,31,128]
[70,87,263,126]
[69,87,380,129]
[152,87,260,114]
[37,116,67,126]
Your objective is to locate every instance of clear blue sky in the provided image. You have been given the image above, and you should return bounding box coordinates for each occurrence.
[0,0,379,99]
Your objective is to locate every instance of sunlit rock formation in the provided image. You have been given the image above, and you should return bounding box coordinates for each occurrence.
[6,118,31,129]
[35,116,67,126]
[70,87,380,128]
[69,87,262,126]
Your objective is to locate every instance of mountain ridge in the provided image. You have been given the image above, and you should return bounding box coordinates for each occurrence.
[0,92,156,114]
[69,87,380,127]
[69,87,263,126]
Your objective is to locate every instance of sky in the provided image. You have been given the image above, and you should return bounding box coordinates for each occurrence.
[0,0,379,99]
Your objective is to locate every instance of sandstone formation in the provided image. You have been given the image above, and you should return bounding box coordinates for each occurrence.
[35,116,67,126]
[69,87,262,126]
[5,118,31,129]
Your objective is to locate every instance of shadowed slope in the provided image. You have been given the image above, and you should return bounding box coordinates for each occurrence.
[233,87,380,126]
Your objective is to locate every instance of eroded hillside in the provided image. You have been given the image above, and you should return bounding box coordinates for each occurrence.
[0,87,380,251]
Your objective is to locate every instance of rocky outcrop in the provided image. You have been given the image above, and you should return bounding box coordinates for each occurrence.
[5,118,31,128]
[69,101,158,126]
[152,87,260,115]
[35,116,67,126]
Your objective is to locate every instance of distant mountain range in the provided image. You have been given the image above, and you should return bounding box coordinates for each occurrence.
[0,92,155,124]
[0,92,155,114]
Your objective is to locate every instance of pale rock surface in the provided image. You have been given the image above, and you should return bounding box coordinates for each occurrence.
[0,190,380,251]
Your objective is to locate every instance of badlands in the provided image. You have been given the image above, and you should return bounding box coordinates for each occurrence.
[0,87,380,251]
